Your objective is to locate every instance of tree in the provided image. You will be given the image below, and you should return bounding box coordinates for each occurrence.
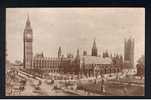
[137,55,144,66]
[136,55,144,78]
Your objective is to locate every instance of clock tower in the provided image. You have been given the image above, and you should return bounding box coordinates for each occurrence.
[23,15,33,69]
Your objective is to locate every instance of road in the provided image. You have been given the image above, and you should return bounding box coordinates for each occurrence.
[20,76,78,96]
[15,70,144,96]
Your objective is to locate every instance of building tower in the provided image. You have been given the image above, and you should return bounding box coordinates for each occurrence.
[76,49,80,59]
[75,49,80,74]
[124,38,135,68]
[58,46,62,58]
[75,49,80,64]
[103,50,109,58]
[23,15,33,69]
[91,39,98,56]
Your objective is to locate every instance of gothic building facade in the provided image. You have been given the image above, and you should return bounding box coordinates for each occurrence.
[23,16,134,77]
[31,53,73,74]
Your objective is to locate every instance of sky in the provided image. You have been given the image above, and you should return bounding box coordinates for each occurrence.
[6,8,145,65]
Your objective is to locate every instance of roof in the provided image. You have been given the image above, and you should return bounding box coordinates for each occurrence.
[81,56,112,65]
[33,56,73,62]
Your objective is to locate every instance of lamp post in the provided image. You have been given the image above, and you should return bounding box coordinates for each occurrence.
[100,75,105,93]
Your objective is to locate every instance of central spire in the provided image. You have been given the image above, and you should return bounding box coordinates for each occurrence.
[92,38,98,56]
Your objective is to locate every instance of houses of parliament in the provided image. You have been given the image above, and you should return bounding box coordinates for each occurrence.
[23,15,135,77]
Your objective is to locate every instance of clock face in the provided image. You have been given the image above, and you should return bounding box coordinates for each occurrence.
[26,33,32,39]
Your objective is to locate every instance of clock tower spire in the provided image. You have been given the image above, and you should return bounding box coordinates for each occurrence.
[23,14,33,69]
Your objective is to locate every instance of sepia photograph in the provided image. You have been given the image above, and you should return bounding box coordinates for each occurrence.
[6,8,144,96]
